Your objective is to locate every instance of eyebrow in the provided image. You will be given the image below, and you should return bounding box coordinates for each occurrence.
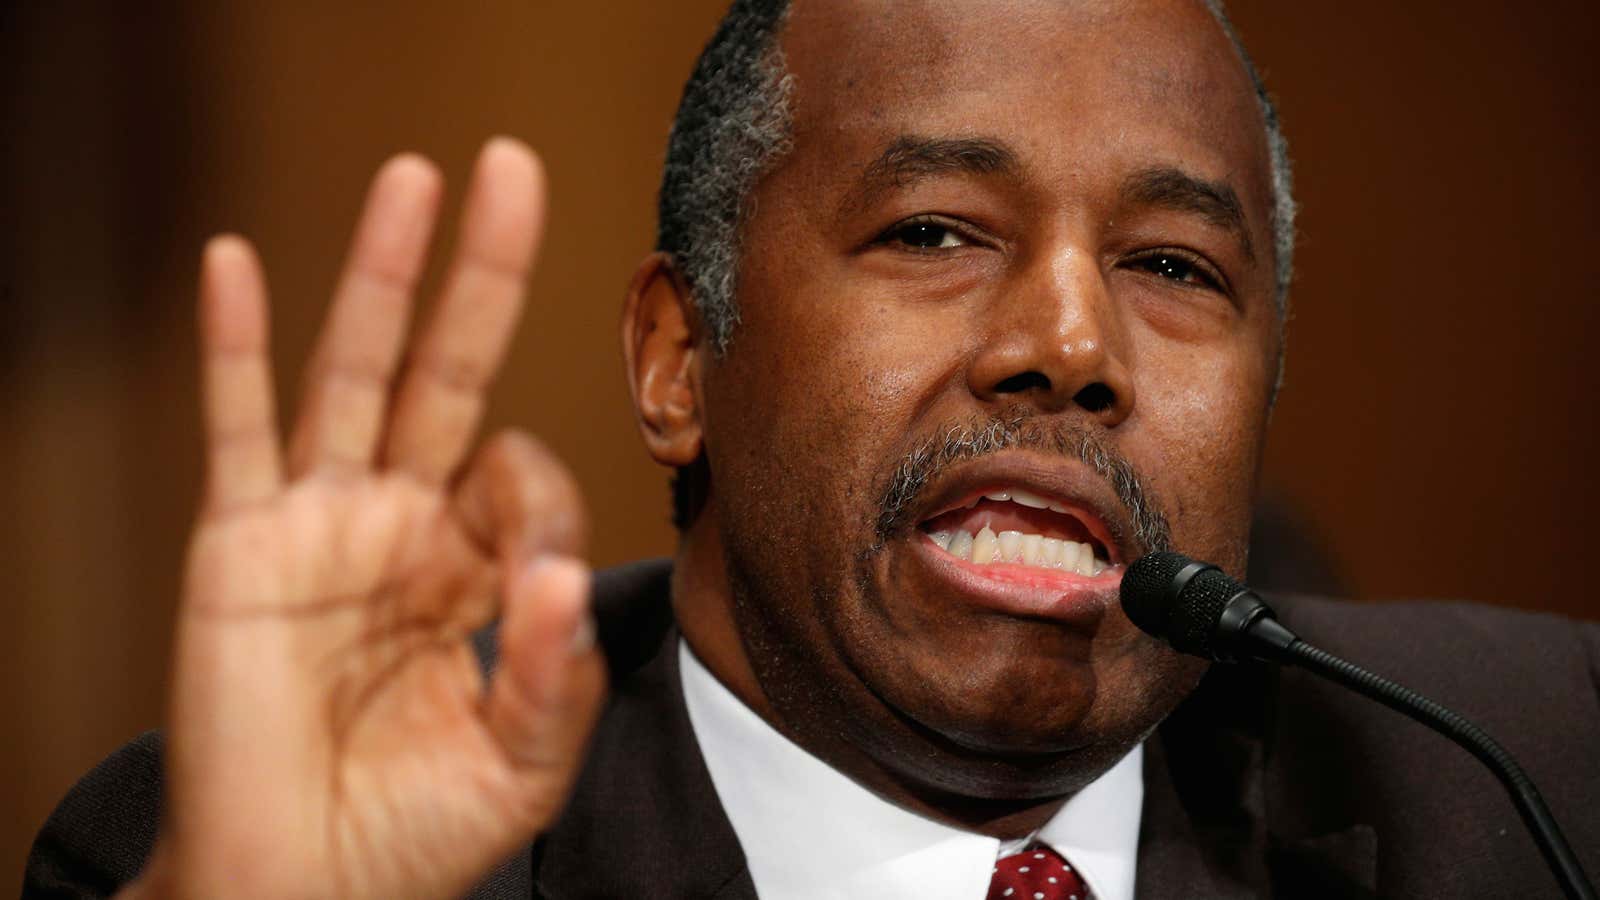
[843,135,1021,214]
[1120,166,1255,262]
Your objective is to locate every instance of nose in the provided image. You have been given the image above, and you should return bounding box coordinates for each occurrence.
[966,247,1134,427]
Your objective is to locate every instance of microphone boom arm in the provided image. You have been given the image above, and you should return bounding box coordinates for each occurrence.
[1237,612,1596,900]
[1122,552,1595,900]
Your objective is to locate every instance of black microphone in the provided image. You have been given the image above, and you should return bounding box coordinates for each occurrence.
[1121,551,1596,900]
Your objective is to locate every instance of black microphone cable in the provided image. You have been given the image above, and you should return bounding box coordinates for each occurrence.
[1122,551,1597,900]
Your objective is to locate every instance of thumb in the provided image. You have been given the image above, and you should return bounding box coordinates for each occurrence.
[484,555,607,828]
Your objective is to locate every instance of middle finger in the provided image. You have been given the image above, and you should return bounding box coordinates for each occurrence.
[382,137,546,485]
[288,153,443,477]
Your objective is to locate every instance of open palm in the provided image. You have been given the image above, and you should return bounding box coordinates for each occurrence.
[135,139,605,900]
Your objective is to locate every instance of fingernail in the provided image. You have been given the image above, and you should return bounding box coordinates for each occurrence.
[523,554,596,656]
[569,613,596,656]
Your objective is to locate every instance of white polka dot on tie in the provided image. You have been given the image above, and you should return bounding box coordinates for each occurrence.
[1034,893,1045,900]
[1003,890,1013,897]
[1048,877,1058,884]
[1034,852,1046,859]
[1018,866,1030,873]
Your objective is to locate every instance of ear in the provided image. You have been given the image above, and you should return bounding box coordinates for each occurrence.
[621,252,704,468]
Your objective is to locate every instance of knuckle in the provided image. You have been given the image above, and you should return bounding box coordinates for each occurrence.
[483,428,544,464]
[476,430,589,554]
[411,350,487,394]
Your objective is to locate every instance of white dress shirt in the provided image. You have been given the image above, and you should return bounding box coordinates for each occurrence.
[680,641,1144,900]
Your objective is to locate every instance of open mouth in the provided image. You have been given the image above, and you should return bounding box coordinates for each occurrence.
[917,487,1115,576]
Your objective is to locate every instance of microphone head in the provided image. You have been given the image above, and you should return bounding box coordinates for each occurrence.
[1119,551,1191,638]
[1120,551,1248,660]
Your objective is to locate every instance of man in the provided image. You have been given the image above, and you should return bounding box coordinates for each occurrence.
[24,0,1600,898]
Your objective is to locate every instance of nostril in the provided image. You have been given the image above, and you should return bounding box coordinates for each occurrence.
[1073,382,1116,413]
[994,371,1052,394]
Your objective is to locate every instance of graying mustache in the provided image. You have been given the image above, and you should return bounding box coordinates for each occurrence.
[873,410,1172,555]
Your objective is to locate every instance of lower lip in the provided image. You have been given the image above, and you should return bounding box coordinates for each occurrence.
[909,532,1123,621]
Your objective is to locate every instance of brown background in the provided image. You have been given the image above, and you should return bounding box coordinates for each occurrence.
[3,0,1595,884]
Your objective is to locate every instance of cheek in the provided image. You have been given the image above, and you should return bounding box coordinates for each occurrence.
[712,280,958,501]
[1131,337,1271,568]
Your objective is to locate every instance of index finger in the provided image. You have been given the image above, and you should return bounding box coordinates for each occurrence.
[198,235,283,515]
[382,137,547,484]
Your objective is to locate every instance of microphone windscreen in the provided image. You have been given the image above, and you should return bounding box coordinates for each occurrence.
[1121,551,1244,659]
[1168,567,1240,658]
[1120,551,1191,638]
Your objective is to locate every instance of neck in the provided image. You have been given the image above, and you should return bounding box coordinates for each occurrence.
[672,512,772,720]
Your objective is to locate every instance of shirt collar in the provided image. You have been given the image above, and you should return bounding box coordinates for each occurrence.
[680,639,1143,900]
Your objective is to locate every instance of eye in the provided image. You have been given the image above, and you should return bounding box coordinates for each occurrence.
[876,216,970,252]
[1127,249,1227,293]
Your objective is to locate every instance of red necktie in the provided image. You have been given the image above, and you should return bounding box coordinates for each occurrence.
[986,844,1091,900]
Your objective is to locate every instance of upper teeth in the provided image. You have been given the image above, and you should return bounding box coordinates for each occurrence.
[981,489,1071,514]
[930,525,1107,575]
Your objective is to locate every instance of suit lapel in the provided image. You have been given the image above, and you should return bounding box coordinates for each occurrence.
[534,561,755,899]
[1136,658,1380,899]
[1266,825,1378,899]
[1135,727,1263,898]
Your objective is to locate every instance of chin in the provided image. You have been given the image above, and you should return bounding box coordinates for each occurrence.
[875,665,1199,800]
[864,638,1107,754]
[861,692,1153,802]
[823,591,1196,799]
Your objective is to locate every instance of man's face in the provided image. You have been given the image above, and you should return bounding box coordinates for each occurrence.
[696,0,1280,800]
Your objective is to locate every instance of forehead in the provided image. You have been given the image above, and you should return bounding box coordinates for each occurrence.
[777,0,1272,221]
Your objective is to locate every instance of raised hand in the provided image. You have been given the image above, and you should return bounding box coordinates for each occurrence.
[127,139,605,900]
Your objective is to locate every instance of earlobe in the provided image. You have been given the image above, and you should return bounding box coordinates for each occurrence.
[621,252,704,468]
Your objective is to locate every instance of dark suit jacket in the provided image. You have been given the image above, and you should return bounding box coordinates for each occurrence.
[24,559,1600,898]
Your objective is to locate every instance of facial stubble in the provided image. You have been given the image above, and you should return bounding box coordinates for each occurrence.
[715,407,1200,802]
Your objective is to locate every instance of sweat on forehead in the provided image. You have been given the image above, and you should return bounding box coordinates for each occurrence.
[655,0,1294,355]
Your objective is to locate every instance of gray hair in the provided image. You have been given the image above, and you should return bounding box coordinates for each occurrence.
[656,0,1298,351]
[656,0,795,353]
[1202,0,1298,312]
